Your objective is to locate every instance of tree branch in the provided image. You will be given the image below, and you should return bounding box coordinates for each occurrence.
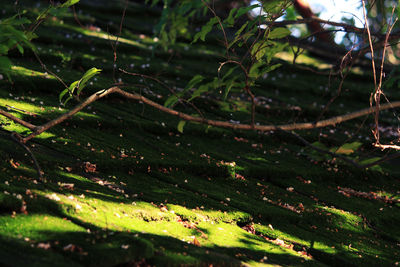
[1,87,400,144]
[2,86,400,176]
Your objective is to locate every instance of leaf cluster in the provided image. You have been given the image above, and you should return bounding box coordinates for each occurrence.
[0,0,81,81]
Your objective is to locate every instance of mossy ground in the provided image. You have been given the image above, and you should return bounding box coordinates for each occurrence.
[0,1,400,266]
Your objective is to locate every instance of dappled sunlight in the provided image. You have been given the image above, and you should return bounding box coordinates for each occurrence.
[318,205,365,233]
[275,51,332,69]
[1,0,400,265]
[11,66,56,79]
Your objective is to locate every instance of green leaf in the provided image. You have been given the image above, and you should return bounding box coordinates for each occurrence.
[1,13,28,25]
[334,142,362,155]
[59,88,70,103]
[223,79,238,101]
[164,95,179,108]
[61,0,80,8]
[228,22,250,49]
[16,44,24,54]
[36,6,53,21]
[221,65,237,81]
[248,61,264,78]
[177,120,186,133]
[359,157,383,172]
[262,63,281,74]
[251,41,268,61]
[185,74,204,90]
[60,68,101,104]
[268,27,291,39]
[76,67,102,96]
[192,16,219,43]
[189,84,209,101]
[223,8,237,27]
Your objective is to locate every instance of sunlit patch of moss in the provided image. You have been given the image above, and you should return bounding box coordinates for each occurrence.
[275,51,333,70]
[0,98,46,114]
[11,66,56,79]
[319,206,365,233]
[200,221,308,263]
[166,204,252,224]
[51,22,150,50]
[0,214,86,240]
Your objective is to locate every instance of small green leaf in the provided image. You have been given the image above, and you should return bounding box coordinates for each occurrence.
[177,120,186,133]
[61,0,80,8]
[16,44,24,54]
[164,95,179,108]
[223,79,238,101]
[248,61,264,78]
[251,41,268,61]
[60,68,101,104]
[76,67,102,96]
[259,63,281,76]
[228,21,249,49]
[268,27,291,39]
[223,8,237,26]
[189,84,209,101]
[59,88,70,103]
[192,16,219,43]
[359,157,383,172]
[185,75,204,91]
[334,141,362,155]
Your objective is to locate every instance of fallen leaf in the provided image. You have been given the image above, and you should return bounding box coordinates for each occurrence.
[193,237,201,247]
[10,159,20,169]
[37,242,51,250]
[83,162,96,173]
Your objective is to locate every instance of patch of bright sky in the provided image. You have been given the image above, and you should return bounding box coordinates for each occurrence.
[308,0,364,43]
[250,0,365,44]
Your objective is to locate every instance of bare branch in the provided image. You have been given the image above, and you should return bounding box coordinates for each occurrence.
[0,87,397,144]
[0,108,37,130]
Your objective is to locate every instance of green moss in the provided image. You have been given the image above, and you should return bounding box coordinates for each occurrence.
[0,0,399,266]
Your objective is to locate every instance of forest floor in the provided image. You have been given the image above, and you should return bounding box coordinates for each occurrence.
[0,1,400,266]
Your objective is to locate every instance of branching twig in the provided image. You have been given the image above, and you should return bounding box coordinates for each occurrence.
[111,0,129,83]
[10,132,44,180]
[363,1,398,149]
[201,0,230,58]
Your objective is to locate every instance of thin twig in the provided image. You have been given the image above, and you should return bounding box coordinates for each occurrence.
[10,132,44,180]
[363,1,398,148]
[201,0,229,58]
[362,0,379,142]
[0,108,37,130]
[112,0,129,83]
